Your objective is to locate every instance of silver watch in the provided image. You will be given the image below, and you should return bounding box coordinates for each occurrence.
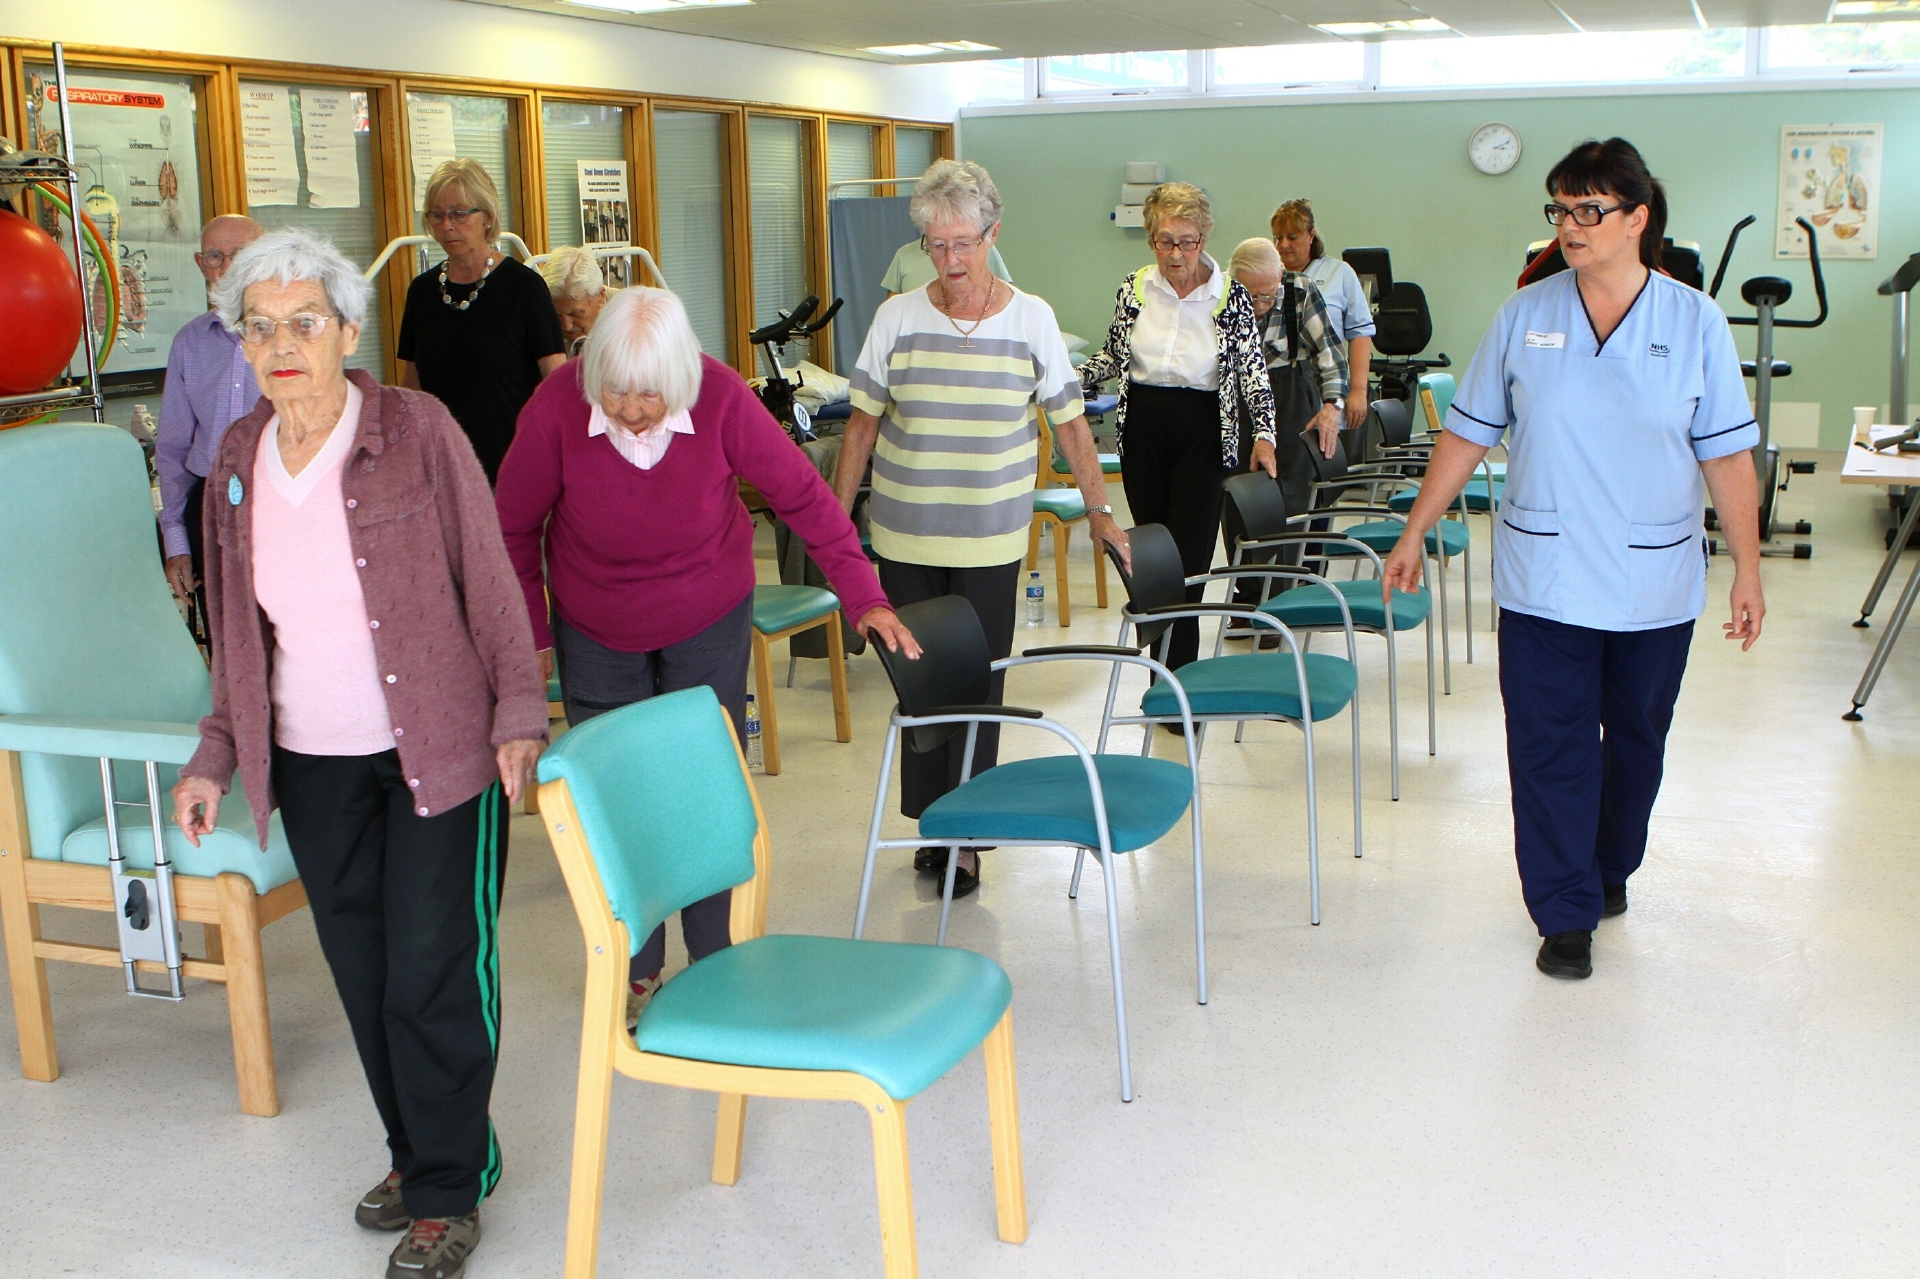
[1087,504,1114,517]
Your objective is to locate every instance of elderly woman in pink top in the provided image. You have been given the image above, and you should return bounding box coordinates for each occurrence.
[497,286,915,1028]
[170,228,545,1279]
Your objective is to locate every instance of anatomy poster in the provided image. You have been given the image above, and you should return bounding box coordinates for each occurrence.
[1778,125,1881,260]
[578,160,632,287]
[26,68,205,376]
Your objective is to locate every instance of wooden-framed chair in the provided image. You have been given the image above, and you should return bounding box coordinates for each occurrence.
[1025,408,1109,627]
[0,423,307,1118]
[538,685,1026,1279]
[749,585,851,775]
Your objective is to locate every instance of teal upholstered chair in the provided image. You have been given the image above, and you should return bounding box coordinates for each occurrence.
[1097,525,1360,930]
[749,584,851,776]
[0,423,306,1117]
[1222,473,1437,801]
[1025,407,1109,626]
[852,594,1200,1103]
[537,685,1025,1279]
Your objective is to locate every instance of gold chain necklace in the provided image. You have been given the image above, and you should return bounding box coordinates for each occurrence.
[936,279,998,349]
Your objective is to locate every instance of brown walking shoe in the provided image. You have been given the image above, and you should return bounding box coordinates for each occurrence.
[387,1210,481,1279]
[355,1170,409,1231]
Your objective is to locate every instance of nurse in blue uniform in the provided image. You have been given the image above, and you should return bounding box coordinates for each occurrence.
[1382,138,1765,980]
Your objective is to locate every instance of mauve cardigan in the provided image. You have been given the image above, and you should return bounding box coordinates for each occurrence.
[496,356,888,654]
[184,371,550,845]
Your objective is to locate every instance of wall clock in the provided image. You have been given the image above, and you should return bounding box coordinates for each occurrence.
[1469,122,1522,175]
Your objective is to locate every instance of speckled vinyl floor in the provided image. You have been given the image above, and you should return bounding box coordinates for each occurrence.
[2,463,1915,1277]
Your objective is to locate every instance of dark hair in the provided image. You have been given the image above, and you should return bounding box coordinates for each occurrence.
[1545,138,1668,272]
[1270,198,1325,262]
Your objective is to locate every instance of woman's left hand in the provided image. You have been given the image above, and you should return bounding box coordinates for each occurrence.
[496,738,545,806]
[1090,513,1132,575]
[859,608,923,660]
[1248,439,1278,478]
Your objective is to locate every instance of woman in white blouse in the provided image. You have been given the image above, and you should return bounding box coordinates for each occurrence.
[1272,198,1375,432]
[1078,182,1276,674]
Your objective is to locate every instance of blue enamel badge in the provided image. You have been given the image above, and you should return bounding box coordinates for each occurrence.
[228,475,243,505]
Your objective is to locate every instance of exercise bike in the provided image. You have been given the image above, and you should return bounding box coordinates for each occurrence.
[749,293,842,445]
[1705,214,1828,560]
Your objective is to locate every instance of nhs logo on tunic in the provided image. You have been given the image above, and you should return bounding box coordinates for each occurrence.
[1650,343,1671,359]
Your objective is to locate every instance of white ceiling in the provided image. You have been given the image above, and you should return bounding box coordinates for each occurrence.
[461,0,1838,64]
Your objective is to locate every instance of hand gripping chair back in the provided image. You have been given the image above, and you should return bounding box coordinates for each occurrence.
[870,594,992,755]
[1106,523,1188,655]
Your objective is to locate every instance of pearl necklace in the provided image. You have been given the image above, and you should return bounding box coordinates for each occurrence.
[439,254,498,311]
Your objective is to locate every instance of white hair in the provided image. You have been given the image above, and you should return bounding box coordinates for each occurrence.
[541,245,604,299]
[582,286,703,415]
[1227,237,1282,279]
[910,159,1003,236]
[212,227,371,331]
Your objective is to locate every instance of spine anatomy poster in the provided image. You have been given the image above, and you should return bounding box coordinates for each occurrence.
[1778,125,1881,260]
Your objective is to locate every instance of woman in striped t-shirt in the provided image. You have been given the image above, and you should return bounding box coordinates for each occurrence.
[834,159,1125,900]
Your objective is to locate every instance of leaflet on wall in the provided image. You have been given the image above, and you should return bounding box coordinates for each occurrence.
[578,160,633,287]
[25,67,205,377]
[299,88,362,209]
[240,84,299,206]
[408,98,458,211]
[1778,125,1881,260]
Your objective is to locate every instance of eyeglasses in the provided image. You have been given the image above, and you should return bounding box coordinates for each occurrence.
[198,248,244,268]
[1544,201,1631,228]
[1246,292,1279,306]
[1150,236,1203,253]
[921,235,985,257]
[426,207,484,226]
[238,312,338,344]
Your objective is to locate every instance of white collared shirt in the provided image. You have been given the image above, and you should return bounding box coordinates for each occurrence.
[587,402,695,470]
[1127,254,1225,391]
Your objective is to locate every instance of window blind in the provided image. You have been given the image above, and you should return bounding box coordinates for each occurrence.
[894,128,938,184]
[406,92,514,273]
[827,122,875,197]
[242,84,385,374]
[541,102,626,251]
[748,115,811,366]
[652,109,730,359]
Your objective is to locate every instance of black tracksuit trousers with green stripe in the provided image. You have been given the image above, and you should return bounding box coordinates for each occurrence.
[273,748,508,1221]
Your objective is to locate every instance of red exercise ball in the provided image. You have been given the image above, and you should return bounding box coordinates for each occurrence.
[0,208,86,396]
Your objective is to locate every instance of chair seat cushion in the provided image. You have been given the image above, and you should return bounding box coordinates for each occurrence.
[548,673,564,703]
[1140,652,1357,723]
[1387,478,1502,513]
[1085,393,1120,416]
[59,780,298,895]
[1257,578,1432,631]
[637,934,1011,1100]
[919,754,1192,854]
[1328,519,1470,558]
[1098,453,1124,474]
[1031,488,1087,521]
[752,584,839,635]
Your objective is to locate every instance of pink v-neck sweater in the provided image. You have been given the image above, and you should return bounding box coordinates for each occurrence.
[497,356,888,653]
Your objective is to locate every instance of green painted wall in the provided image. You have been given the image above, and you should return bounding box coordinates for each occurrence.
[964,86,1920,447]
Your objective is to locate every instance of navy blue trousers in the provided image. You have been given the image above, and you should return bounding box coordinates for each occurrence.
[1498,610,1693,936]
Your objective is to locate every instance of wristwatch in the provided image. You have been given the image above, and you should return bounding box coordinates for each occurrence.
[1325,397,1346,412]
[1088,504,1114,517]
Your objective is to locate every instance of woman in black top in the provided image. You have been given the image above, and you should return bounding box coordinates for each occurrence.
[398,159,566,482]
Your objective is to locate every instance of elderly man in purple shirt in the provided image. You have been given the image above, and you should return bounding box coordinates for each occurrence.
[157,213,263,605]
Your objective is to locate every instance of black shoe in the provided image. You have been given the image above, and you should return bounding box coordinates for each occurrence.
[1161,721,1187,737]
[1602,883,1628,918]
[1223,618,1256,641]
[915,845,993,873]
[1536,930,1593,980]
[943,855,980,899]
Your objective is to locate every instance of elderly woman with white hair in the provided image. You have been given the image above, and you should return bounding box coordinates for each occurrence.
[1078,182,1276,678]
[831,157,1123,898]
[538,245,609,356]
[497,285,914,1016]
[171,228,548,1279]
[398,158,566,482]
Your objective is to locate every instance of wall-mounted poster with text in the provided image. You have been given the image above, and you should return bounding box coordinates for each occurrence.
[578,159,632,287]
[1778,125,1881,260]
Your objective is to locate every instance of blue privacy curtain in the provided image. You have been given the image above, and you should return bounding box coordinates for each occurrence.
[829,194,917,374]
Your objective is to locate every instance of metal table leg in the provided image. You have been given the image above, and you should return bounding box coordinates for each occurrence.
[1856,486,1920,626]
[1844,545,1920,719]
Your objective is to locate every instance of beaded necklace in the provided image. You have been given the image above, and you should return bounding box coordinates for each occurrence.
[439,253,498,311]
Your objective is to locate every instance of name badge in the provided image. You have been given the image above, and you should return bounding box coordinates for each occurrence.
[1524,331,1566,350]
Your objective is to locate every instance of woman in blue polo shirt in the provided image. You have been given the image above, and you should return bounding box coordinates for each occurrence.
[1381,138,1765,981]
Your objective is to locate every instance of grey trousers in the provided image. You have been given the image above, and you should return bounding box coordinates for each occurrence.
[555,596,750,981]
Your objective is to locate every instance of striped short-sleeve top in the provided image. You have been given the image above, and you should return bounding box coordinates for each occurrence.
[849,286,1085,568]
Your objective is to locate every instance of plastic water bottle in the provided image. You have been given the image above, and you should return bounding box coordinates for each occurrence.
[1026,571,1045,626]
[744,696,764,770]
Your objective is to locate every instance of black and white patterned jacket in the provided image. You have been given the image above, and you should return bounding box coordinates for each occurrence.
[1078,267,1277,468]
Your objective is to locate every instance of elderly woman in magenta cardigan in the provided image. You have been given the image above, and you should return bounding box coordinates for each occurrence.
[496,285,915,1026]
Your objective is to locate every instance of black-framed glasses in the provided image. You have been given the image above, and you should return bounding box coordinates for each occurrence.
[198,248,244,268]
[1150,235,1203,253]
[1544,201,1631,228]
[239,312,338,344]
[426,206,483,226]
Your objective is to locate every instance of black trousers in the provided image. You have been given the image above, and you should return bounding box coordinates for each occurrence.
[1228,364,1325,606]
[272,748,508,1220]
[182,475,211,638]
[1122,382,1227,669]
[1498,611,1694,936]
[555,596,748,981]
[876,558,1020,818]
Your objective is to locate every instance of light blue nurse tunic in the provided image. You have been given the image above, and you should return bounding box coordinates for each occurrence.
[1303,255,1377,348]
[1444,269,1757,632]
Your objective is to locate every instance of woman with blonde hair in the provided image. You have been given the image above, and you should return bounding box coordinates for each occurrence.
[397,158,566,481]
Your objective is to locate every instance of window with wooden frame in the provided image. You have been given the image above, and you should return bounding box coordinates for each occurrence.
[538,98,638,283]
[651,104,736,362]
[746,112,817,368]
[400,86,528,270]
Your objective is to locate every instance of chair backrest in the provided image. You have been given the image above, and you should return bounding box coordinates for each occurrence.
[0,424,213,859]
[1221,471,1291,545]
[1418,372,1457,433]
[1303,425,1352,486]
[1374,397,1414,448]
[1107,523,1186,652]
[535,686,758,957]
[1373,281,1433,357]
[873,595,991,753]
